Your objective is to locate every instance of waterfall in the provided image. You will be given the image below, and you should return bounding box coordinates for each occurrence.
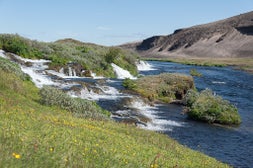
[136,60,156,71]
[68,67,77,77]
[111,63,136,79]
[73,69,76,76]
[21,66,56,88]
[0,50,7,58]
[59,67,64,74]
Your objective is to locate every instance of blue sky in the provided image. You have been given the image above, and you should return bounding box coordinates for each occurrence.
[0,0,252,46]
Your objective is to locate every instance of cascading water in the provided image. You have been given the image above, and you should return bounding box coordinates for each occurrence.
[0,50,7,58]
[1,51,181,131]
[0,51,232,133]
[136,60,156,71]
[111,63,136,79]
[68,67,77,77]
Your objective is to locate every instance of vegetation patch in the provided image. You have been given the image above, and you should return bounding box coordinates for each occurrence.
[0,57,29,80]
[40,86,110,120]
[190,68,202,77]
[183,89,241,125]
[123,73,195,102]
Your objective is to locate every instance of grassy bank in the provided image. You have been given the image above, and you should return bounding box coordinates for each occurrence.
[0,57,229,167]
[144,56,253,73]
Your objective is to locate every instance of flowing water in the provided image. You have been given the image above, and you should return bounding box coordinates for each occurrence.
[1,50,252,167]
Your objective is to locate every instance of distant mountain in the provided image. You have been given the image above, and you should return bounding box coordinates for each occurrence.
[122,11,253,58]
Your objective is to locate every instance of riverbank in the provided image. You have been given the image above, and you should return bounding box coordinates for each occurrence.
[143,56,253,73]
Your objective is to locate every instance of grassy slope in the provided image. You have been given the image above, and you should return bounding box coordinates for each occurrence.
[0,68,229,167]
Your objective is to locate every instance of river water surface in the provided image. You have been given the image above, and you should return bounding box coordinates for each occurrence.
[141,61,253,168]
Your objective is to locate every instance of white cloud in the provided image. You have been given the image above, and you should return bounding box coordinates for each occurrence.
[96,26,112,31]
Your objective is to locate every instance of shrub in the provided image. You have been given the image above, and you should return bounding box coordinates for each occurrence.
[183,89,199,106]
[0,34,43,58]
[122,78,137,89]
[39,86,110,120]
[184,89,241,125]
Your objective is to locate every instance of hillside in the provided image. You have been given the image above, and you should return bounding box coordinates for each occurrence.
[122,11,253,71]
[0,34,139,78]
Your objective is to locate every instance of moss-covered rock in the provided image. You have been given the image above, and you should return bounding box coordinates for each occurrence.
[123,73,195,103]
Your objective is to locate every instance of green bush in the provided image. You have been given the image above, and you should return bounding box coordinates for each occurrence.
[183,89,199,106]
[122,78,137,89]
[0,34,43,58]
[39,86,110,120]
[184,89,241,125]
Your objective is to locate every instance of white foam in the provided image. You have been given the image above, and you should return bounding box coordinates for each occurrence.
[21,66,57,88]
[111,63,136,79]
[91,72,104,79]
[129,98,184,131]
[12,53,51,64]
[0,50,7,58]
[136,60,156,71]
[46,70,68,78]
[212,81,226,84]
[96,85,120,95]
[46,69,80,79]
[138,123,171,131]
[68,67,77,77]
[69,85,128,101]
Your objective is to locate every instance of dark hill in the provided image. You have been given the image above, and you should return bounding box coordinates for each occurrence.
[122,11,253,58]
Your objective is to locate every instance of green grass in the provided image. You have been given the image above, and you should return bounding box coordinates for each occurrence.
[0,58,230,167]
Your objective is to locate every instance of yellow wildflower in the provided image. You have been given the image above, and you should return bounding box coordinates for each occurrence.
[12,153,21,159]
